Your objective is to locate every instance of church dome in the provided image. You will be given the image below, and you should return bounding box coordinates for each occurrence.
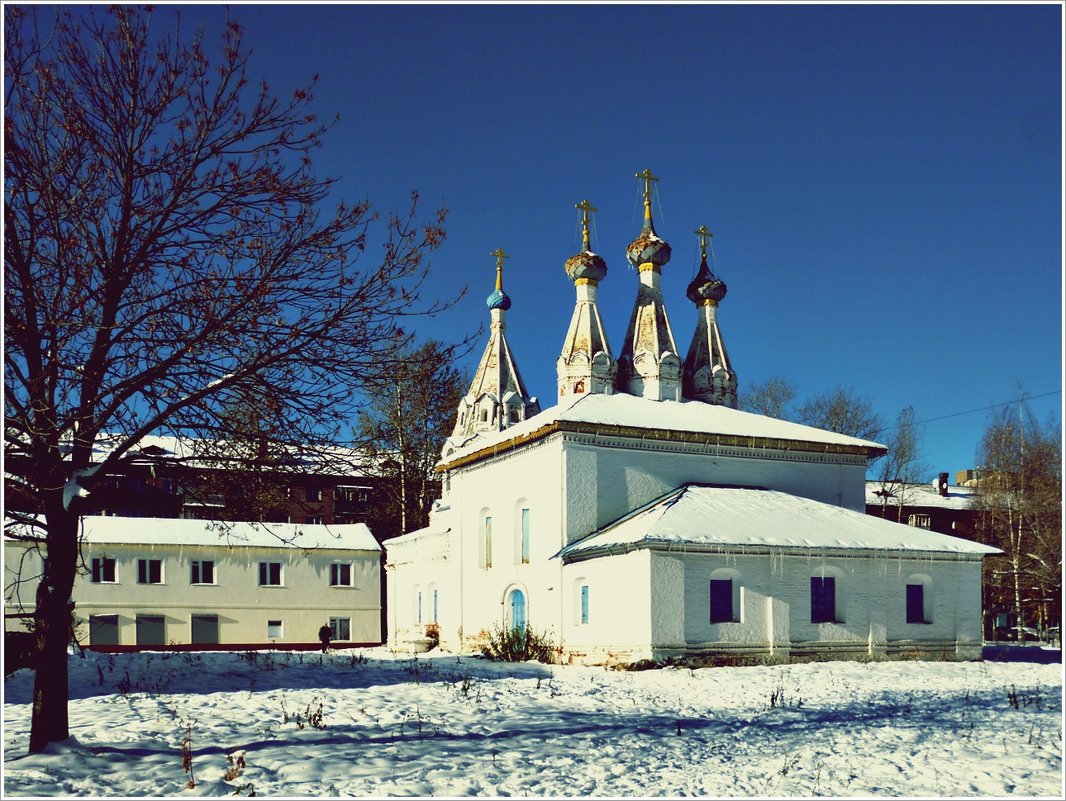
[564,250,608,283]
[625,227,672,270]
[486,287,512,311]
[686,258,727,304]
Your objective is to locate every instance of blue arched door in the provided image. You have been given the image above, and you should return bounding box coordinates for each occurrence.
[509,588,526,631]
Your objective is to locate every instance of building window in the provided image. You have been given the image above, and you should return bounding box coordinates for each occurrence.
[509,408,520,423]
[266,619,283,639]
[329,617,351,641]
[136,614,166,645]
[432,588,439,624]
[258,562,283,586]
[306,487,321,502]
[89,614,120,646]
[480,409,488,423]
[416,589,423,625]
[330,562,352,587]
[190,560,215,585]
[906,583,928,624]
[709,578,734,624]
[91,557,116,584]
[336,486,371,504]
[308,516,323,525]
[137,559,163,585]
[811,576,836,624]
[520,507,531,564]
[580,584,590,625]
[908,514,931,529]
[480,515,493,569]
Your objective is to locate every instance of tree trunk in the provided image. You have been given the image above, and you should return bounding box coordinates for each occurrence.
[28,509,80,753]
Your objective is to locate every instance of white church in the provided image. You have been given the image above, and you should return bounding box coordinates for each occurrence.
[385,171,997,664]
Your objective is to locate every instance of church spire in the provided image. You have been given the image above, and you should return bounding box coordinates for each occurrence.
[615,168,682,401]
[451,250,540,441]
[557,199,616,400]
[682,225,738,407]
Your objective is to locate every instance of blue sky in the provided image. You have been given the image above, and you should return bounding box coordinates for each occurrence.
[176,3,1061,478]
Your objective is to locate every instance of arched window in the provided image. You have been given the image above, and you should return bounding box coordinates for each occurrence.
[427,583,440,625]
[514,501,531,565]
[572,577,590,625]
[709,567,742,624]
[479,510,493,569]
[507,587,526,631]
[413,585,422,625]
[811,567,844,624]
[906,574,932,624]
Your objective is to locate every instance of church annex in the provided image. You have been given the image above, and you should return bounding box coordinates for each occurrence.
[385,170,996,664]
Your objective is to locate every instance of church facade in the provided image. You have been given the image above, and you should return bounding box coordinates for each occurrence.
[385,171,996,664]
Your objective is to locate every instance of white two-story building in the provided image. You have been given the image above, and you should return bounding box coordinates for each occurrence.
[5,517,381,649]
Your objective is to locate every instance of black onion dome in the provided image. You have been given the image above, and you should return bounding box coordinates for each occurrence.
[686,257,727,304]
[564,250,608,283]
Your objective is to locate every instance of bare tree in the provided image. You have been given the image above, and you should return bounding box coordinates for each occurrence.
[871,406,931,522]
[4,6,453,752]
[738,375,796,419]
[970,403,1061,642]
[355,340,467,537]
[796,385,884,440]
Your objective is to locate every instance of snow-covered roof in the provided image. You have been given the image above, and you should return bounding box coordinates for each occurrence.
[443,393,886,467]
[7,516,380,552]
[865,481,978,511]
[23,433,382,476]
[557,485,999,560]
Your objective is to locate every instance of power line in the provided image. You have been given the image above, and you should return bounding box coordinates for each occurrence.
[873,390,1062,437]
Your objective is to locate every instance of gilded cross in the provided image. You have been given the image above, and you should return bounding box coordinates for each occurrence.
[576,199,597,250]
[490,247,509,290]
[635,168,659,203]
[694,225,714,260]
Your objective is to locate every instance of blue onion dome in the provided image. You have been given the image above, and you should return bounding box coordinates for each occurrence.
[626,226,672,269]
[564,249,608,283]
[486,287,511,311]
[687,257,728,305]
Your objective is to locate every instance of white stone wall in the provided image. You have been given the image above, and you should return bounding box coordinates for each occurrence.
[385,528,454,649]
[4,539,381,646]
[562,438,867,545]
[643,549,986,660]
[447,439,566,650]
[560,550,652,660]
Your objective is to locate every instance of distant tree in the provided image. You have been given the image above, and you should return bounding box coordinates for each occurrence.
[970,403,1061,642]
[796,385,884,441]
[4,6,453,753]
[738,376,797,420]
[355,341,467,536]
[871,406,931,522]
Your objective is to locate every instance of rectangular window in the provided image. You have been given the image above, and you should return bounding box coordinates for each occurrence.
[432,589,439,624]
[811,576,836,624]
[520,508,531,564]
[906,583,926,624]
[89,614,120,646]
[137,559,163,585]
[266,619,283,639]
[330,562,352,587]
[417,590,423,625]
[709,579,734,624]
[136,614,166,645]
[306,487,321,502]
[258,562,283,586]
[190,614,219,644]
[91,557,116,584]
[908,514,931,529]
[330,617,351,641]
[580,584,589,625]
[190,560,215,585]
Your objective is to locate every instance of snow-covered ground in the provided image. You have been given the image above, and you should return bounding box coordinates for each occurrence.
[3,647,1062,797]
